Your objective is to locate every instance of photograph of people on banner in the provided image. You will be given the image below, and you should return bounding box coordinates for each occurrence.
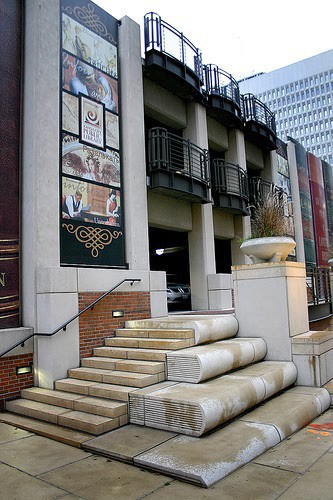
[62,177,121,227]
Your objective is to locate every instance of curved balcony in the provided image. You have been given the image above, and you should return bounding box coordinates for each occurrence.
[144,13,204,101]
[212,159,249,214]
[147,127,210,202]
[241,94,277,150]
[249,176,284,206]
[204,65,242,127]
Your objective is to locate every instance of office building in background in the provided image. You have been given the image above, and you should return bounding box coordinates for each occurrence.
[239,50,333,164]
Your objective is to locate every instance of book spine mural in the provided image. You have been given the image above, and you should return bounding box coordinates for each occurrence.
[307,152,330,267]
[0,1,22,328]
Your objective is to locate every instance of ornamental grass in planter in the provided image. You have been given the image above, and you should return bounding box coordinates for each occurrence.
[240,190,296,263]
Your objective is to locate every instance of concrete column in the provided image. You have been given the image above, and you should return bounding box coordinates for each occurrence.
[287,141,306,263]
[22,1,80,387]
[262,150,278,184]
[225,129,251,264]
[119,16,150,271]
[233,262,309,361]
[184,103,216,310]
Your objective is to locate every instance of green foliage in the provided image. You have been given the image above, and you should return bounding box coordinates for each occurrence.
[250,190,290,239]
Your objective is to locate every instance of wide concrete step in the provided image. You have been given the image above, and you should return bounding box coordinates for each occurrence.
[104,337,194,350]
[167,338,267,383]
[125,314,238,345]
[129,361,298,436]
[130,386,331,487]
[55,378,138,401]
[5,399,125,435]
[81,356,166,374]
[115,328,195,340]
[68,367,165,387]
[21,387,128,418]
[93,346,170,361]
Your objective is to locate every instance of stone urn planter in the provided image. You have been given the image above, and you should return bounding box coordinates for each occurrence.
[240,236,296,264]
[328,258,333,269]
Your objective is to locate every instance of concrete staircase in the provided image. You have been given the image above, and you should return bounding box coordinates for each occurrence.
[2,313,331,487]
[6,327,196,435]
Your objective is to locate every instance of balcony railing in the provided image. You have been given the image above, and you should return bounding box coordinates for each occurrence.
[249,176,284,206]
[212,160,249,199]
[144,12,203,83]
[204,65,241,107]
[148,127,209,182]
[147,128,210,201]
[242,94,276,134]
[306,266,332,307]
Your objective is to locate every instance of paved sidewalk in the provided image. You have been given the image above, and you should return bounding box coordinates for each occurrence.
[0,408,332,499]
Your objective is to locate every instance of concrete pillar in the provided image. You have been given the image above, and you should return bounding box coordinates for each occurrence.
[233,262,309,361]
[287,141,306,263]
[22,1,79,387]
[262,150,278,185]
[119,17,150,271]
[184,103,216,310]
[225,129,251,264]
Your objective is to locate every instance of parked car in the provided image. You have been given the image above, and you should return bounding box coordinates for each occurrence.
[167,284,191,307]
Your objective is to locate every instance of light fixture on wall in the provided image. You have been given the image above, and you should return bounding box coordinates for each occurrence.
[112,310,124,318]
[16,363,33,376]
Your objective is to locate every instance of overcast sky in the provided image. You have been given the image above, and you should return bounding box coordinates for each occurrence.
[94,0,332,80]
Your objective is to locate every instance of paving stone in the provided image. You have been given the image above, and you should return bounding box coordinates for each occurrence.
[135,420,281,487]
[83,424,177,462]
[278,452,333,499]
[0,421,32,444]
[37,455,172,499]
[0,434,91,475]
[0,462,69,500]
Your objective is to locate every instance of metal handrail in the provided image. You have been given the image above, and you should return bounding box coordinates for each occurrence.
[0,278,141,358]
[212,159,249,200]
[306,265,331,306]
[241,93,276,133]
[249,176,284,205]
[144,12,203,83]
[204,64,241,107]
[148,127,210,185]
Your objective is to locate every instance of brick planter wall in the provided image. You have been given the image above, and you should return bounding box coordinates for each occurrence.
[79,291,151,358]
[0,353,34,410]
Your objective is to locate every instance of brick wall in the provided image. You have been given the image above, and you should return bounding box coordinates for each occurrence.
[79,291,151,358]
[0,353,34,410]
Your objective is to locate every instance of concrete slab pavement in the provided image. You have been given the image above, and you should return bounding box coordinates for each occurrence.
[0,408,332,499]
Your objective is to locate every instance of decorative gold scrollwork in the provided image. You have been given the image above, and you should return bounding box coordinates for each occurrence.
[62,223,122,257]
[62,3,116,45]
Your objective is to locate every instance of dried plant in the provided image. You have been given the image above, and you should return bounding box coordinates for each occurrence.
[250,190,290,238]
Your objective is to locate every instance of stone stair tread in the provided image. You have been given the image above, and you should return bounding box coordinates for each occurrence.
[58,410,123,435]
[20,387,128,418]
[54,378,138,401]
[115,328,194,339]
[167,338,267,383]
[6,399,70,425]
[105,337,194,350]
[21,387,84,408]
[81,356,165,374]
[131,386,330,487]
[129,361,298,435]
[68,367,163,387]
[93,346,170,361]
[0,412,92,447]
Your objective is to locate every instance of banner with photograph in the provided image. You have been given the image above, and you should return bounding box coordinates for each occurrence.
[60,0,125,267]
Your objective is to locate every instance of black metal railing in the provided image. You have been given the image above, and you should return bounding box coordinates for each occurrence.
[148,127,210,185]
[0,279,141,358]
[144,12,203,83]
[249,176,284,205]
[242,94,276,133]
[306,266,332,306]
[204,65,241,106]
[212,159,249,200]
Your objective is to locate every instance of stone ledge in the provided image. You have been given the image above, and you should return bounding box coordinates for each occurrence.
[292,330,333,355]
[232,261,306,280]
